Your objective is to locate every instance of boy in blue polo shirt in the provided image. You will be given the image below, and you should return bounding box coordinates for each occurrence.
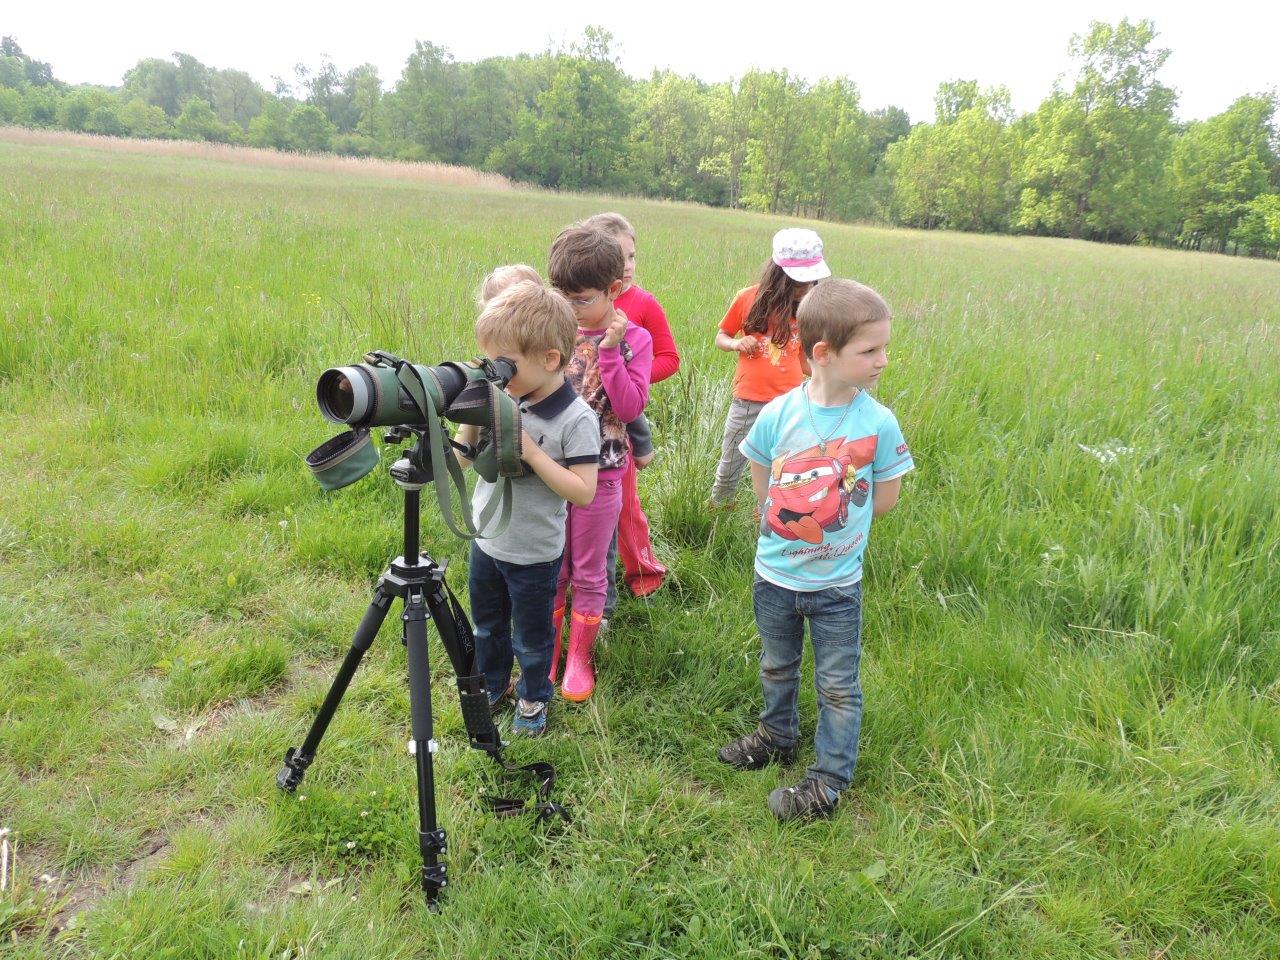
[717,278,913,820]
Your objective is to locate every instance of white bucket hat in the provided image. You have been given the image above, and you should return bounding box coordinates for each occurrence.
[771,228,832,283]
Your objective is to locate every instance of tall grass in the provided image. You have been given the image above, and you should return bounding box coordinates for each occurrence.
[0,126,517,191]
[1,140,1278,959]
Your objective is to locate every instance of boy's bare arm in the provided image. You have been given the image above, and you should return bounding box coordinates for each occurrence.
[521,433,598,506]
[872,476,902,517]
[750,460,771,511]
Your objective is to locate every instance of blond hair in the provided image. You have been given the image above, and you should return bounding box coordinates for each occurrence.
[797,279,891,358]
[475,280,577,370]
[477,263,543,306]
[581,212,635,240]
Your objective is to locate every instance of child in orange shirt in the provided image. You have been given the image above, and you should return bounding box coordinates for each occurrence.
[710,228,830,506]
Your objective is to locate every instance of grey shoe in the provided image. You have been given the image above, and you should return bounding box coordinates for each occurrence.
[716,725,797,770]
[512,699,548,737]
[768,777,838,821]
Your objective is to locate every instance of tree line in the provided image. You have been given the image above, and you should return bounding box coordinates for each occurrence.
[3,22,1278,258]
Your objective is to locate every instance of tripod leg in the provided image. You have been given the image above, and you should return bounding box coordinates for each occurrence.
[403,585,447,906]
[423,571,503,754]
[277,582,395,791]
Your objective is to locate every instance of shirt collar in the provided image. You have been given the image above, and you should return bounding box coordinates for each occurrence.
[521,378,577,418]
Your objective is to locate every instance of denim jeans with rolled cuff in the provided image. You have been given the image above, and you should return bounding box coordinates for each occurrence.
[469,543,562,705]
[753,575,864,794]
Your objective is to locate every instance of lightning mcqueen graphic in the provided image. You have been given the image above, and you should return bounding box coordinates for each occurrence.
[765,436,878,544]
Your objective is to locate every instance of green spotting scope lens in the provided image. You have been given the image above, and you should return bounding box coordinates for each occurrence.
[316,362,470,428]
[315,353,517,428]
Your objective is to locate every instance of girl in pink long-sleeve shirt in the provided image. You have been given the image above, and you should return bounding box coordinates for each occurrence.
[547,226,653,702]
[583,213,676,609]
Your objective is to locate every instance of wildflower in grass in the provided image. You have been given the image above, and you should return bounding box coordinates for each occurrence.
[1078,441,1135,465]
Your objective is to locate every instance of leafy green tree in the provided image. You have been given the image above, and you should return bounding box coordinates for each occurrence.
[287,103,336,152]
[1,36,57,88]
[737,70,810,213]
[700,79,754,207]
[56,93,90,131]
[1171,95,1278,250]
[123,58,182,115]
[1016,19,1176,241]
[85,104,126,136]
[332,133,376,156]
[389,41,462,161]
[297,58,364,132]
[496,29,629,189]
[248,98,292,149]
[935,80,982,123]
[866,106,911,165]
[174,96,233,142]
[123,54,214,118]
[627,70,723,204]
[0,85,21,121]
[211,69,264,128]
[796,76,872,219]
[885,122,948,228]
[455,57,533,168]
[19,84,60,126]
[887,84,1017,231]
[57,89,115,131]
[1230,193,1280,256]
[347,64,385,144]
[120,99,173,138]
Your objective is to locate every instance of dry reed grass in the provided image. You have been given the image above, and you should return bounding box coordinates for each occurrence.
[0,125,518,191]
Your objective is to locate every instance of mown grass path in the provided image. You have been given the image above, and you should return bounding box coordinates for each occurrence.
[2,141,1278,959]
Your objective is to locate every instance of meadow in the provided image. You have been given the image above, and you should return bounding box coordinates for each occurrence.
[1,135,1278,959]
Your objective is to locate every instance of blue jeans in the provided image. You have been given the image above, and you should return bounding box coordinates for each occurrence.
[753,576,864,793]
[468,543,562,705]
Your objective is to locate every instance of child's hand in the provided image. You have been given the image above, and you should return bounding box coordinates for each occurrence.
[735,336,761,356]
[600,314,628,349]
[520,429,545,464]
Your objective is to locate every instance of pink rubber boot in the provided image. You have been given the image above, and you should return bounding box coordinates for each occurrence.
[561,611,603,702]
[547,605,566,683]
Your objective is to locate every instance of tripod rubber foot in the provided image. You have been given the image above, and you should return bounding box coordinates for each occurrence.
[277,746,313,792]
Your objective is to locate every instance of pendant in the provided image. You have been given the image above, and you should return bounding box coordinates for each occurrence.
[818,441,827,455]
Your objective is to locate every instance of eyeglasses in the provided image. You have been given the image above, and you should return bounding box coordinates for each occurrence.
[557,291,603,308]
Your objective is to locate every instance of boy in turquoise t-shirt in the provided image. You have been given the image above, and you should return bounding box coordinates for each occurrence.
[717,278,914,821]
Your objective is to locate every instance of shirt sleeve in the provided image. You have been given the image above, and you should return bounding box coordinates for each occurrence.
[640,294,680,383]
[597,324,652,424]
[872,410,914,481]
[739,399,778,467]
[561,407,602,466]
[717,288,751,337]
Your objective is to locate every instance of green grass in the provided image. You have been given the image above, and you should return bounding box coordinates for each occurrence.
[1,140,1278,959]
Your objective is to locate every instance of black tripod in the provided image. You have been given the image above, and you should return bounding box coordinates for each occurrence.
[277,430,565,907]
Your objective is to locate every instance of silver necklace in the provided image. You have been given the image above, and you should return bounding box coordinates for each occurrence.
[804,381,859,454]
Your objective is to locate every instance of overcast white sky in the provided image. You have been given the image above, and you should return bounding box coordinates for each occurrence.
[5,1,1277,124]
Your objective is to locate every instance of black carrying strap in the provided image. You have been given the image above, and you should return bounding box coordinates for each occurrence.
[393,361,514,541]
[437,578,569,825]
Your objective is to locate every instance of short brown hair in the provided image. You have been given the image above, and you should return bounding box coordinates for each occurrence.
[797,279,891,358]
[475,280,577,370]
[581,212,635,240]
[478,263,542,306]
[548,225,625,293]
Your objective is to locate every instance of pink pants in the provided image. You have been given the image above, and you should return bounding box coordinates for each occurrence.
[555,476,623,618]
